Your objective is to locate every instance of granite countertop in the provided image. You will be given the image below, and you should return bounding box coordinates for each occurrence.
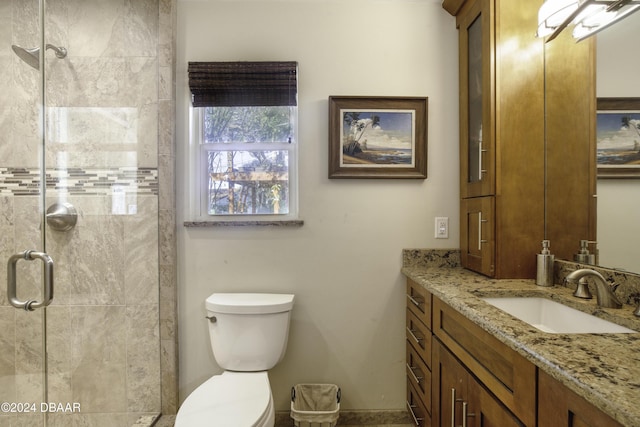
[402,265,640,427]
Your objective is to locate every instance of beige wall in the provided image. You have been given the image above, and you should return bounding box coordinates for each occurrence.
[176,0,459,412]
[596,12,640,271]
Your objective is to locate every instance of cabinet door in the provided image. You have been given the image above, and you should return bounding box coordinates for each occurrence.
[434,339,525,427]
[433,339,468,427]
[460,196,494,276]
[467,379,525,427]
[538,371,622,427]
[459,0,493,199]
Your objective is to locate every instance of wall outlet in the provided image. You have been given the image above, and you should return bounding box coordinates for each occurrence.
[435,217,449,239]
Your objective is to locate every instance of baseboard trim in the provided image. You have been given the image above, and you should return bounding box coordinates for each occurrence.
[275,409,411,426]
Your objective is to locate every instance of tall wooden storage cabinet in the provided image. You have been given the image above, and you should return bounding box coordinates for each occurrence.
[445,0,596,278]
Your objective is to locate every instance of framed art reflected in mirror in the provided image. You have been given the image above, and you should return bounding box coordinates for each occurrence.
[597,97,640,178]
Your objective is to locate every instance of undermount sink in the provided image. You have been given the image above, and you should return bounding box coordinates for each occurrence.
[482,297,636,334]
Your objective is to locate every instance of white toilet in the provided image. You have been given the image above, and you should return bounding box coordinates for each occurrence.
[175,293,295,427]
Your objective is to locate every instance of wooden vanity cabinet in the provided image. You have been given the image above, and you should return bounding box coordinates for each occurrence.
[431,296,536,426]
[433,339,525,427]
[406,279,432,426]
[445,0,596,278]
[538,371,623,427]
[406,280,626,426]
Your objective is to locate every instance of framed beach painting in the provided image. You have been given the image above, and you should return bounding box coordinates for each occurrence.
[328,96,428,179]
[597,97,640,178]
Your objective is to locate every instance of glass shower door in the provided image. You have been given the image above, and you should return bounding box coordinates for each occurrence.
[1,0,50,425]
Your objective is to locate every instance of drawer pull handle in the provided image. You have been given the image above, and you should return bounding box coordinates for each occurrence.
[478,141,484,180]
[478,212,488,250]
[406,363,423,384]
[480,142,488,178]
[406,327,423,344]
[406,401,424,426]
[462,401,475,427]
[451,388,465,427]
[407,294,424,308]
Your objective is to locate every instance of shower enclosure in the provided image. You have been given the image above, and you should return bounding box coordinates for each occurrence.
[1,0,174,425]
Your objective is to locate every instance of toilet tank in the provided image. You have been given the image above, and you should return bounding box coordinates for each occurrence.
[205,293,295,372]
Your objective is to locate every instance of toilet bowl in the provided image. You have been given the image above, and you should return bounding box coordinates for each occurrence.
[175,293,295,427]
[175,371,274,427]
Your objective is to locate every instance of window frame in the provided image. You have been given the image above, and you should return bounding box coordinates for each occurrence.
[188,106,299,223]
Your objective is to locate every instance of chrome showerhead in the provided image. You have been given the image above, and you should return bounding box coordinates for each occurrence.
[11,45,39,69]
[11,44,68,70]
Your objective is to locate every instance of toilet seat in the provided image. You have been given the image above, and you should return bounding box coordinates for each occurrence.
[175,371,274,427]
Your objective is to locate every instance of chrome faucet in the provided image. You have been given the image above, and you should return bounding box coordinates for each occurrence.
[565,269,622,309]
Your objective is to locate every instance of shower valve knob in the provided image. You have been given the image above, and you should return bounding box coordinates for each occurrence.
[46,203,77,232]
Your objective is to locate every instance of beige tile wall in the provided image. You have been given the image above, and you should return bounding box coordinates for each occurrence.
[158,0,178,416]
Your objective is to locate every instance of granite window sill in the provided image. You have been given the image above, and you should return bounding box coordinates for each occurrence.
[183,220,304,228]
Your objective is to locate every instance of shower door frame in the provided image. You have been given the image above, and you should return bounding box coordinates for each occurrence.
[0,0,49,424]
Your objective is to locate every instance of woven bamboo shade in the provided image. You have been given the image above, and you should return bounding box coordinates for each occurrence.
[188,61,298,107]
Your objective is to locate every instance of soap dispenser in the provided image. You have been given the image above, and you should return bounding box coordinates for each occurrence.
[536,240,555,287]
[574,240,597,265]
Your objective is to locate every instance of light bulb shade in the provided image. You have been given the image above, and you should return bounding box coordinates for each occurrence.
[537,0,579,37]
[537,0,640,41]
[572,3,640,40]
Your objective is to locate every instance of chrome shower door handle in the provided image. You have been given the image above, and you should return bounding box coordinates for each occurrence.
[7,250,54,311]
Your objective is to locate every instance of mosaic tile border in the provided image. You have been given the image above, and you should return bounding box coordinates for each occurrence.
[0,167,158,196]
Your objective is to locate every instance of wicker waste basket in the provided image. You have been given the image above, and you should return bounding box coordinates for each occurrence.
[290,383,341,427]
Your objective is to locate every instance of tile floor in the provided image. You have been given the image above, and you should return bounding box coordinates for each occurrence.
[152,414,413,427]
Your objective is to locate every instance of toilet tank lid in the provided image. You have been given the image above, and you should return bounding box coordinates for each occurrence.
[206,293,295,314]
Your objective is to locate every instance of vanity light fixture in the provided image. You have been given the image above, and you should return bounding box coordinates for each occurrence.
[536,0,579,38]
[536,0,640,42]
[572,1,640,40]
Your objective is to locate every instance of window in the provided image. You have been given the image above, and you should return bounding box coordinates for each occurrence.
[188,62,298,221]
[200,106,295,215]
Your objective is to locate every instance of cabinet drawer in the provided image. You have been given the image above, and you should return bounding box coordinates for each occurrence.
[406,340,431,413]
[406,310,431,368]
[407,381,431,427]
[433,296,536,427]
[406,279,431,328]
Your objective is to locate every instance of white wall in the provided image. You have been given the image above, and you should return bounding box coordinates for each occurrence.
[596,12,640,271]
[176,0,459,411]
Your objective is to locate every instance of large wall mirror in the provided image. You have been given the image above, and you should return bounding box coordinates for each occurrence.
[595,12,640,272]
